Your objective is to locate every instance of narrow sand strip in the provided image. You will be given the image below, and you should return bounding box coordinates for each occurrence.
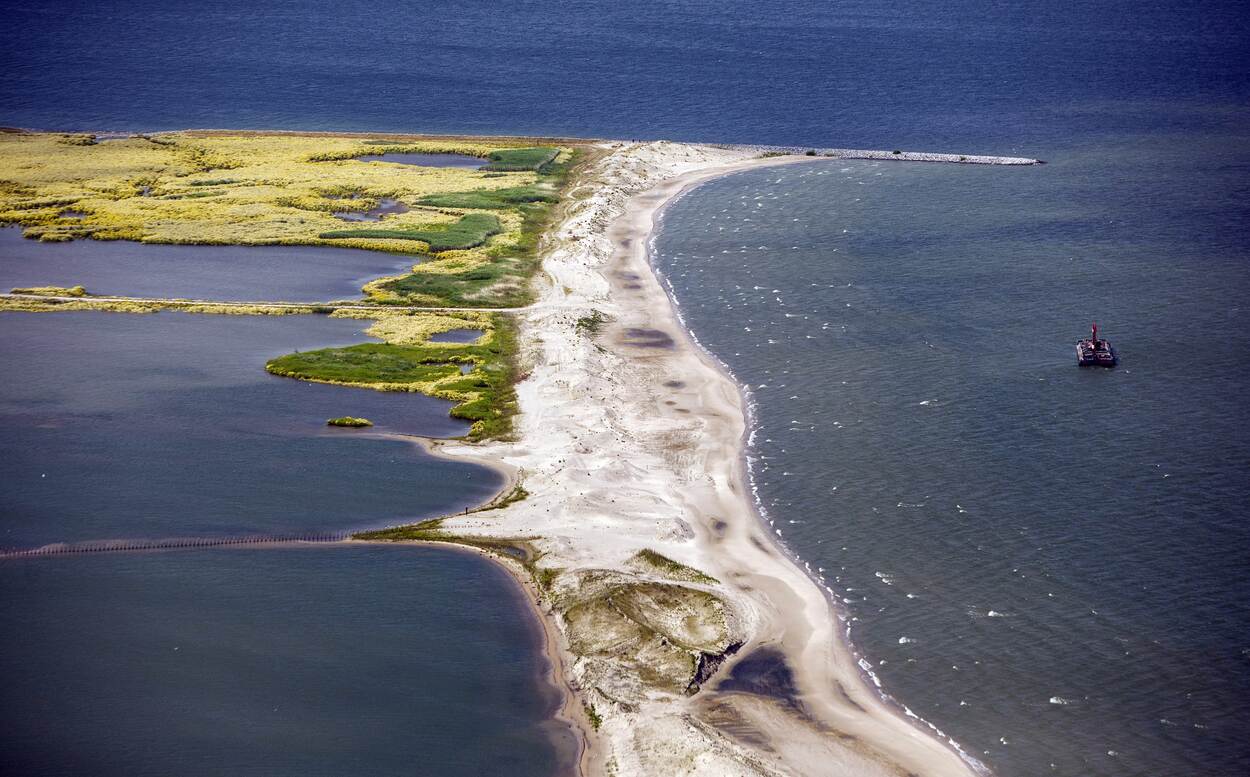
[426,142,984,777]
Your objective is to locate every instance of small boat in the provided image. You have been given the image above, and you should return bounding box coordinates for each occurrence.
[1076,322,1117,367]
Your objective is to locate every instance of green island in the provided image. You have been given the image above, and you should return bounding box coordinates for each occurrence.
[326,417,373,427]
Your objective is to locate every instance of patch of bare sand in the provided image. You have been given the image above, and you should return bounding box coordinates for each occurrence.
[420,142,983,777]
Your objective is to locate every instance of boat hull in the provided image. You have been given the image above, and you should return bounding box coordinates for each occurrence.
[1076,345,1117,367]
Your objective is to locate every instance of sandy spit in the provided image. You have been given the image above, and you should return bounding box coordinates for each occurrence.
[417,142,985,777]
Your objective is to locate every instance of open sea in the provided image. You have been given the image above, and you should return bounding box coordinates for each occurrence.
[2,1,1248,775]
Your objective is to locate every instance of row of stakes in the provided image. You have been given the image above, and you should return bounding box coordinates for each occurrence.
[0,531,352,559]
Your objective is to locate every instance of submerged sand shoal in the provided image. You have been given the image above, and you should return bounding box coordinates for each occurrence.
[419,142,986,777]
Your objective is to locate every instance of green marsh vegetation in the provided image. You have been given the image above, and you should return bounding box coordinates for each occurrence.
[576,310,608,336]
[327,416,373,427]
[266,313,519,440]
[416,185,557,210]
[0,133,581,309]
[372,148,583,308]
[0,134,583,451]
[482,147,560,172]
[320,213,502,252]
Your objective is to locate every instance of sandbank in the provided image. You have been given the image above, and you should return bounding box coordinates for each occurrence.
[423,142,987,777]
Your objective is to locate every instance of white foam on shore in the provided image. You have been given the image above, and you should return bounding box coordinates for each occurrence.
[649,164,994,777]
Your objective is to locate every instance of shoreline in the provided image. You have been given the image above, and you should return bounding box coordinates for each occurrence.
[422,142,986,776]
[609,151,985,775]
[354,535,591,777]
[0,134,1007,774]
[643,164,992,773]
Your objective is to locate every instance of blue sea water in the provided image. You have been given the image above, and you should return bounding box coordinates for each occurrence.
[0,0,1246,153]
[651,145,1250,775]
[3,1,1249,775]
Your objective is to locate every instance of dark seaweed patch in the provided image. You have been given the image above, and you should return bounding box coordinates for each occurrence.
[623,328,675,349]
[716,647,802,711]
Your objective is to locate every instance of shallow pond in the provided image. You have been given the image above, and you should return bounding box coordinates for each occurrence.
[428,327,484,344]
[331,197,411,222]
[0,228,415,302]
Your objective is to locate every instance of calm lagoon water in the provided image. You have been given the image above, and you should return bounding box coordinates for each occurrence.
[0,546,575,777]
[0,228,415,302]
[652,141,1250,776]
[0,312,499,547]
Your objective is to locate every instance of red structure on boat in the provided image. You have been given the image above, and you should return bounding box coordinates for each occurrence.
[1076,322,1117,367]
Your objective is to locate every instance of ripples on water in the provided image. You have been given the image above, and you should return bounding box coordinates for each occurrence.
[653,143,1250,776]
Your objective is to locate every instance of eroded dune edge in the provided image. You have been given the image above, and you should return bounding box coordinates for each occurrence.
[375,142,986,777]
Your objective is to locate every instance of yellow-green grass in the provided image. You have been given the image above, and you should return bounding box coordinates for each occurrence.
[482,147,560,172]
[11,284,87,297]
[320,212,501,252]
[0,132,580,307]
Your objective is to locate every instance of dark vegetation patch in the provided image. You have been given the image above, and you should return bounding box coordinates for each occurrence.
[576,310,608,336]
[482,146,560,172]
[416,185,556,210]
[269,345,461,384]
[356,521,535,559]
[376,255,532,308]
[327,416,372,427]
[585,704,603,730]
[687,641,743,695]
[320,212,501,252]
[188,178,238,187]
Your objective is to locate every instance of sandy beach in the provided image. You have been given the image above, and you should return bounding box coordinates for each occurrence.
[416,141,985,777]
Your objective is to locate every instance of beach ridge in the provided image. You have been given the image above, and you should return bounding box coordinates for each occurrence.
[421,141,985,777]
